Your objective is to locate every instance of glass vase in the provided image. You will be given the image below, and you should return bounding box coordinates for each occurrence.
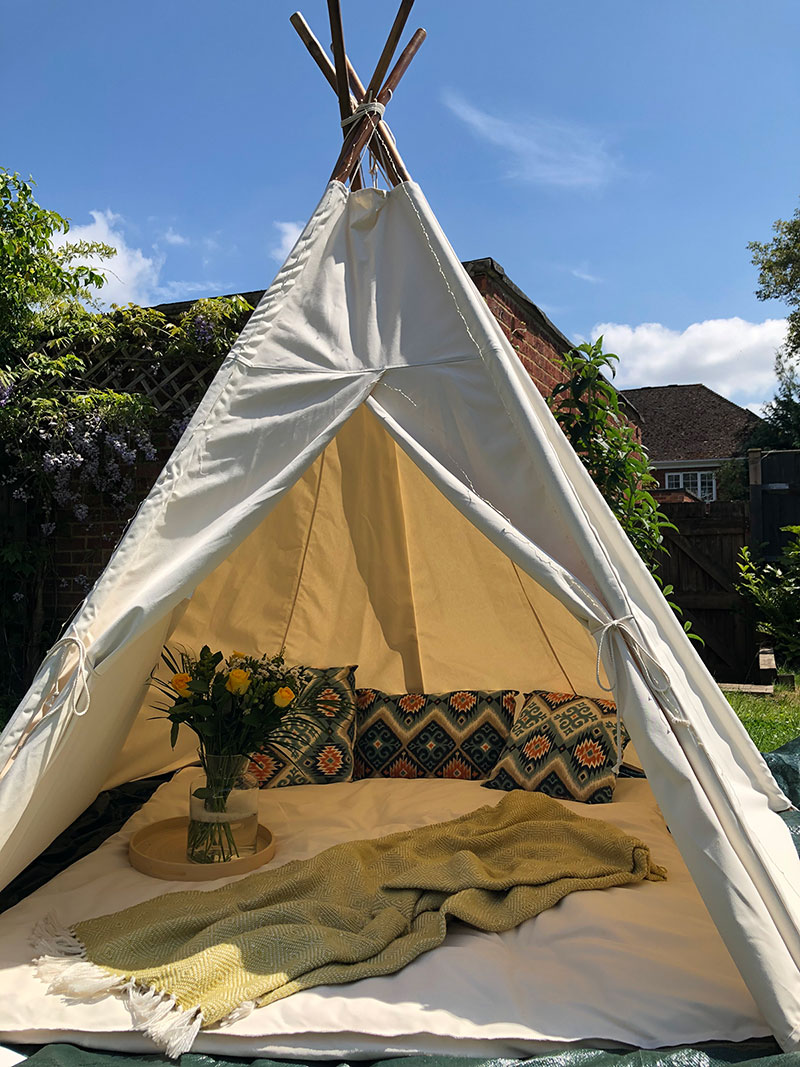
[187,753,259,864]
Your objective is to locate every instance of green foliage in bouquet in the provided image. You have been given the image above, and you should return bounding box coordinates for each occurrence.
[152,646,334,862]
[152,645,326,763]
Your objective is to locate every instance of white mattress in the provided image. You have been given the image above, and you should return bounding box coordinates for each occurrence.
[0,773,768,1058]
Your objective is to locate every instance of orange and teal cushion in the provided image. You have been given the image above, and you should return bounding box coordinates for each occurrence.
[482,691,627,803]
[248,665,357,787]
[354,689,518,780]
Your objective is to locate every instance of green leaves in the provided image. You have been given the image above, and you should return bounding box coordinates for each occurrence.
[548,337,667,566]
[0,169,115,361]
[736,529,800,668]
[749,199,800,362]
[548,337,702,643]
[0,167,253,726]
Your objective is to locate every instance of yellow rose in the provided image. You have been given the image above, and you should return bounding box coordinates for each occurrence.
[171,672,191,698]
[225,668,251,695]
[231,650,246,659]
[273,686,295,708]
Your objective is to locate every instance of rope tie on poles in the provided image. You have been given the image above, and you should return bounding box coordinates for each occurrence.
[341,99,385,127]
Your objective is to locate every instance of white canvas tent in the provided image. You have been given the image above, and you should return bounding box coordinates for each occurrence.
[2,2,800,1053]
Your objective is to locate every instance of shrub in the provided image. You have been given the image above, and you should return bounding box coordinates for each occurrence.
[737,526,800,668]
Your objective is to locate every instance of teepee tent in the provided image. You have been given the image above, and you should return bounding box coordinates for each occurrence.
[2,0,800,1051]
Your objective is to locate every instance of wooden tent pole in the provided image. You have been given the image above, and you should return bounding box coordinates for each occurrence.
[351,0,414,186]
[345,57,410,184]
[326,0,352,126]
[325,0,364,189]
[289,12,410,185]
[330,28,426,185]
[289,12,389,183]
[362,0,415,101]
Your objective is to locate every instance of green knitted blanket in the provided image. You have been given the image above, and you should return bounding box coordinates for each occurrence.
[34,791,665,1057]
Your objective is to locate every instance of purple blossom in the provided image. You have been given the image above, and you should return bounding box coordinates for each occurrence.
[193,314,214,345]
[169,415,191,442]
[43,451,83,474]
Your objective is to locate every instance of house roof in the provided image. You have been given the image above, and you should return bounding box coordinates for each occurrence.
[621,384,761,462]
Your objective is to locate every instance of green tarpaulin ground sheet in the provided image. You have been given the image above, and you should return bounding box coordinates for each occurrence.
[6,1041,796,1067]
[3,737,800,1066]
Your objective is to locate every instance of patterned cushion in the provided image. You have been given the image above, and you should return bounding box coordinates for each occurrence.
[248,666,357,787]
[354,689,518,780]
[482,691,628,803]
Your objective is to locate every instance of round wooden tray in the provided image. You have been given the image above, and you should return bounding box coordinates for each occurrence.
[129,817,275,881]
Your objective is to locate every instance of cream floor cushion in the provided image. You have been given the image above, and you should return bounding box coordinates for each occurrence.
[0,773,768,1058]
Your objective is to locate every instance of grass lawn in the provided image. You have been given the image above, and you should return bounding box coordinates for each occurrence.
[727,686,800,753]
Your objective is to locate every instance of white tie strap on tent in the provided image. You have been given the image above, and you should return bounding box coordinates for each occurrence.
[2,0,800,1053]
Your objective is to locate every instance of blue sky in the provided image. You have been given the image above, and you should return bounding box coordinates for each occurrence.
[3,0,799,409]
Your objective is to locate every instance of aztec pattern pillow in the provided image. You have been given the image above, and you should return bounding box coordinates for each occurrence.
[354,688,518,780]
[482,691,628,803]
[248,665,357,787]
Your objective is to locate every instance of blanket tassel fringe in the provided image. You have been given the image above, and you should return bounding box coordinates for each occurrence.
[31,914,208,1058]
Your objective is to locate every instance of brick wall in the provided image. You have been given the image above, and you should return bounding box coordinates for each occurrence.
[464,258,642,441]
[48,459,165,625]
[465,260,570,398]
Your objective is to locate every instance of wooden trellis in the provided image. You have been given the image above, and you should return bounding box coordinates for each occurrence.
[80,345,224,418]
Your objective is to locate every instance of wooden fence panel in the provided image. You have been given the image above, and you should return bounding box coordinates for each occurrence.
[658,501,758,682]
[749,449,800,560]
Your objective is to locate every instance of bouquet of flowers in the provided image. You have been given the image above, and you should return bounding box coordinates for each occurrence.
[152,645,324,861]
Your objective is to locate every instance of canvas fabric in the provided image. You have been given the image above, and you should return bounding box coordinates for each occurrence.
[247,666,357,787]
[1,180,799,1048]
[353,688,517,780]
[483,691,628,803]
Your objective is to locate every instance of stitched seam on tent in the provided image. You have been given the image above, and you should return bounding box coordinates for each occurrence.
[399,184,493,365]
[387,420,425,692]
[368,393,600,648]
[510,562,576,694]
[280,451,327,650]
[227,356,480,373]
[397,185,607,619]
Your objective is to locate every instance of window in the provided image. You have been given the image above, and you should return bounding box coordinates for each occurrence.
[665,470,716,502]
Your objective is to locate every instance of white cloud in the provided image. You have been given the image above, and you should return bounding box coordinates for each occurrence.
[58,209,162,306]
[442,90,617,189]
[270,221,304,262]
[162,226,189,246]
[571,266,602,284]
[592,317,788,407]
[54,210,223,306]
